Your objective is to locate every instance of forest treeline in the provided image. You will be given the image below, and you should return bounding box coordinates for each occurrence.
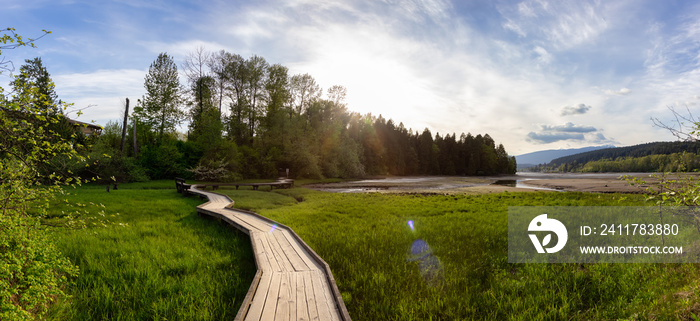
[15,50,516,182]
[525,141,700,172]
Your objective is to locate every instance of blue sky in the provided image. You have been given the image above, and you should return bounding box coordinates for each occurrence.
[4,0,700,155]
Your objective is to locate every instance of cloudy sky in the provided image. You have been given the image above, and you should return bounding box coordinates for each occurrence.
[4,0,700,155]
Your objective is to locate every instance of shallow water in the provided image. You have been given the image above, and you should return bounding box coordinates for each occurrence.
[312,172,642,193]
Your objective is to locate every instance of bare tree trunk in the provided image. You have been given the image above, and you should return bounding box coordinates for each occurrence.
[120,98,129,153]
[133,119,138,156]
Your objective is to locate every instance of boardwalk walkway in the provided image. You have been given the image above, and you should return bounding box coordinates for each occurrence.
[188,183,351,321]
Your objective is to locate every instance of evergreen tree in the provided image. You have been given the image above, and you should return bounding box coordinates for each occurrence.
[135,52,184,141]
[11,57,59,114]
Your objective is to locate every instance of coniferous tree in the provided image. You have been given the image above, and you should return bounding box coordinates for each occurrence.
[134,52,184,141]
[11,57,59,114]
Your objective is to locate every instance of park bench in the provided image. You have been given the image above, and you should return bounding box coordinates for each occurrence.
[175,177,191,195]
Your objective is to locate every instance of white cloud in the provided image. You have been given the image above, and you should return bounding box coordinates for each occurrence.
[53,69,146,125]
[499,0,610,50]
[561,104,591,115]
[603,88,631,95]
[9,0,696,155]
[541,122,597,133]
[534,46,552,65]
[526,132,584,144]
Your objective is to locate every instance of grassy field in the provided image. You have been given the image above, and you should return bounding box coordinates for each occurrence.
[48,181,700,320]
[212,186,700,320]
[45,182,256,320]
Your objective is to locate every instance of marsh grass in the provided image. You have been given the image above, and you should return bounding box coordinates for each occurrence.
[45,181,256,320]
[215,187,700,320]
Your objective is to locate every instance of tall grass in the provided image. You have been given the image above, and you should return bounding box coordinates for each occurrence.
[216,187,700,320]
[46,181,256,320]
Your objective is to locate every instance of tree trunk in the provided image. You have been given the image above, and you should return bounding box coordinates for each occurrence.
[133,119,138,156]
[120,98,129,153]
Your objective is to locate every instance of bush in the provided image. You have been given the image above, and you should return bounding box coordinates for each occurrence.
[0,214,78,320]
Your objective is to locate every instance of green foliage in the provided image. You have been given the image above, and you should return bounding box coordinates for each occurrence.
[529,141,700,172]
[0,215,79,320]
[626,156,700,207]
[134,52,184,140]
[0,28,86,320]
[0,28,51,73]
[578,152,700,173]
[99,50,517,182]
[139,137,184,179]
[84,121,148,182]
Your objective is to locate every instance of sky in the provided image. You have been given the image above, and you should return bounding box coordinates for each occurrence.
[4,0,700,155]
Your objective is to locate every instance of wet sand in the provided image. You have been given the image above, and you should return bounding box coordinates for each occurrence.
[307,173,669,195]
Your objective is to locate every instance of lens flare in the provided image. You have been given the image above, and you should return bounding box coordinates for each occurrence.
[407,239,444,287]
[407,220,414,231]
[269,224,278,233]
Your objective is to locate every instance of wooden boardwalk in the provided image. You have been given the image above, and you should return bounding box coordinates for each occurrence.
[188,183,351,321]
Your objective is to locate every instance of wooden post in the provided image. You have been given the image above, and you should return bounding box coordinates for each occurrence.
[120,98,129,153]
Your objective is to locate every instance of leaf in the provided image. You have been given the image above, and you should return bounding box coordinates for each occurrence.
[542,234,552,247]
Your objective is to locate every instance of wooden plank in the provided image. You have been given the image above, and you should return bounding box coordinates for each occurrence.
[262,232,294,272]
[235,212,275,233]
[215,211,258,234]
[256,232,282,272]
[259,272,282,321]
[250,233,272,272]
[273,230,311,272]
[295,272,309,321]
[310,270,334,321]
[317,270,342,321]
[281,229,323,271]
[219,211,266,233]
[303,271,320,321]
[275,272,292,320]
[244,270,273,321]
[189,185,348,321]
[235,269,262,321]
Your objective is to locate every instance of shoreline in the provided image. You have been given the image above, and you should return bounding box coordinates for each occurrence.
[306,173,673,194]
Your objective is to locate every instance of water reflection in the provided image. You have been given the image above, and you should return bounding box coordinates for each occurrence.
[492,179,516,187]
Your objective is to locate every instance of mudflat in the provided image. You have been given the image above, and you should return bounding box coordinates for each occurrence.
[308,173,690,194]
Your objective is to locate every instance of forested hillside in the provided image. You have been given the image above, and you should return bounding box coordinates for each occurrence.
[526,141,700,172]
[16,50,516,182]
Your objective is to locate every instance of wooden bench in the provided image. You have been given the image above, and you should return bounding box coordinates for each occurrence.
[175,177,191,195]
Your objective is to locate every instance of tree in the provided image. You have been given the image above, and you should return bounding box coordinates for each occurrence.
[244,55,268,143]
[632,107,700,206]
[289,73,321,117]
[207,50,229,114]
[135,52,184,140]
[222,52,248,143]
[182,46,211,116]
[0,28,81,320]
[187,75,216,136]
[10,57,59,114]
[264,64,290,122]
[0,28,51,73]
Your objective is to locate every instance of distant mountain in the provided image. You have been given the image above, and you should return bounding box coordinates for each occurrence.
[515,145,614,169]
[548,141,700,167]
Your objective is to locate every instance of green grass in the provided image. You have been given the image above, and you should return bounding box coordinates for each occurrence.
[213,187,700,320]
[48,181,700,320]
[45,181,256,320]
